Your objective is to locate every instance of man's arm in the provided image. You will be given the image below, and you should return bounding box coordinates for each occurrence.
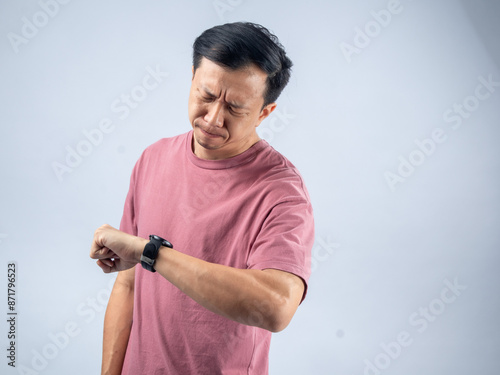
[154,249,304,332]
[90,224,304,333]
[101,267,135,375]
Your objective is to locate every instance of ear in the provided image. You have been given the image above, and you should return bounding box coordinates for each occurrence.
[191,66,195,80]
[255,103,277,128]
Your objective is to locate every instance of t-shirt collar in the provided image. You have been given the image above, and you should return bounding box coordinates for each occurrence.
[186,130,269,170]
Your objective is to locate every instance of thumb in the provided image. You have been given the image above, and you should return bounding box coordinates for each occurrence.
[90,246,114,259]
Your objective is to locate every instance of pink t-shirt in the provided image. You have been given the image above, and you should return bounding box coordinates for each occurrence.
[120,131,314,374]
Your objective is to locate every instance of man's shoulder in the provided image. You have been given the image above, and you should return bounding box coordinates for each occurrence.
[132,132,189,174]
[259,144,302,179]
[142,132,189,156]
[254,144,309,202]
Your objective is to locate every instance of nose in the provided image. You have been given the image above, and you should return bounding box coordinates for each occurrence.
[204,101,224,128]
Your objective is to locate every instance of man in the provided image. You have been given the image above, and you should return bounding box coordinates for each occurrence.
[90,22,314,374]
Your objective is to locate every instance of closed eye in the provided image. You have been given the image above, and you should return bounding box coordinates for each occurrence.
[228,106,245,116]
[201,95,214,102]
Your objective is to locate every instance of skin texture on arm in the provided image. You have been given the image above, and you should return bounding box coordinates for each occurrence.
[153,247,304,332]
[101,267,135,375]
[90,224,305,333]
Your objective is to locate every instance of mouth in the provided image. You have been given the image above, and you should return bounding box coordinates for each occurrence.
[197,125,223,138]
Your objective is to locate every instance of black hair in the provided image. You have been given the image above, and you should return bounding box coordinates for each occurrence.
[192,22,293,107]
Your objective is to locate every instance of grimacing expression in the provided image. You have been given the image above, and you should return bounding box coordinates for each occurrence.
[188,58,276,160]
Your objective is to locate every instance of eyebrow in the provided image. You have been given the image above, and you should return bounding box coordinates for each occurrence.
[200,86,247,110]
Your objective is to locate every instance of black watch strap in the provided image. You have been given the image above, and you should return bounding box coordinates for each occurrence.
[141,234,173,272]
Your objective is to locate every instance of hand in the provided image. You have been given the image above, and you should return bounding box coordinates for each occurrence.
[90,224,147,273]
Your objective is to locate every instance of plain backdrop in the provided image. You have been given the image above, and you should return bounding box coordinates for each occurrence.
[1,0,499,374]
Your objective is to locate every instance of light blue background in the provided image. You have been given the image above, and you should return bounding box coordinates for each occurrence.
[1,0,499,374]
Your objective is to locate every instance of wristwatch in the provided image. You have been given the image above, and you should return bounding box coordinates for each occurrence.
[141,234,173,272]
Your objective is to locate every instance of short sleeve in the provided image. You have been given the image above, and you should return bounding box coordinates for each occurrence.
[119,159,139,236]
[247,198,314,301]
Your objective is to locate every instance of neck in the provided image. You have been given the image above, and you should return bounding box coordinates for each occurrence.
[192,134,261,160]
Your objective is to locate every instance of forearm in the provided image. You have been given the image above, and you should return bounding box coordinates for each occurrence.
[101,276,134,375]
[90,225,304,333]
[154,247,302,332]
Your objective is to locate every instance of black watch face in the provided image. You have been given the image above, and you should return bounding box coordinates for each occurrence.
[149,234,172,248]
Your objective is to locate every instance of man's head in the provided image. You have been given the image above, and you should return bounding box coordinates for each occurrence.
[188,22,293,160]
[192,22,293,108]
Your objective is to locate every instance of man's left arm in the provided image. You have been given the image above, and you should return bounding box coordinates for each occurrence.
[90,224,304,333]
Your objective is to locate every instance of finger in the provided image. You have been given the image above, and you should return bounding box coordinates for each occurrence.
[101,258,114,267]
[90,244,105,259]
[90,234,106,257]
[90,246,113,260]
[96,260,114,274]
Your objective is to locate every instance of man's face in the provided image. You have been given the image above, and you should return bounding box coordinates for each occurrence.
[188,57,276,160]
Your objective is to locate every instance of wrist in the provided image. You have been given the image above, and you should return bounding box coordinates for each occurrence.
[134,237,149,264]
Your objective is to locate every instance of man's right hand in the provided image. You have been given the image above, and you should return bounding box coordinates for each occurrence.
[90,224,147,273]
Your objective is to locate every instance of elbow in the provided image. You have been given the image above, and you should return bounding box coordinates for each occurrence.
[244,271,304,332]
[259,298,296,333]
[267,317,291,333]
